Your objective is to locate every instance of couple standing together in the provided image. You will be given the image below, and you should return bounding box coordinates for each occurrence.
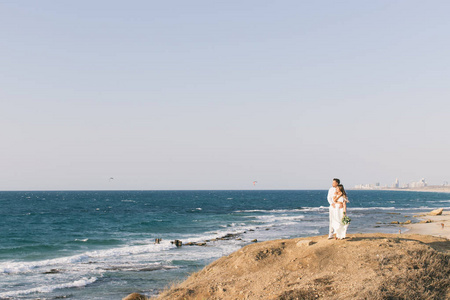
[327,178,349,240]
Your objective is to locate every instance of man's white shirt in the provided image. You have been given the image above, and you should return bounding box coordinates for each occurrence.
[327,187,336,206]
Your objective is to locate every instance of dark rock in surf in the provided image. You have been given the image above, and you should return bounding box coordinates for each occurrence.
[171,240,183,247]
[44,268,62,274]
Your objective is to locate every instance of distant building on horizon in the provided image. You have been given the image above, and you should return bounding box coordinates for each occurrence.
[392,178,400,188]
[410,178,427,188]
[355,177,431,190]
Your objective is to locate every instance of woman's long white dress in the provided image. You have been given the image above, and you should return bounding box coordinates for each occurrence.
[331,196,348,239]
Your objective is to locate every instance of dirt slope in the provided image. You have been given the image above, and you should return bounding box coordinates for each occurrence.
[154,233,449,300]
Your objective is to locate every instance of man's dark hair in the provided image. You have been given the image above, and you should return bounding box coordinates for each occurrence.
[333,178,340,184]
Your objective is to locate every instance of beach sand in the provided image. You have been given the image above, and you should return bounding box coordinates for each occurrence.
[403,210,450,239]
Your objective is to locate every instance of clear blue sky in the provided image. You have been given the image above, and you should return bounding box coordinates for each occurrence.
[1,1,449,190]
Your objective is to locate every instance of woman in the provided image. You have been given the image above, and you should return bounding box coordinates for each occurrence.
[331,184,349,240]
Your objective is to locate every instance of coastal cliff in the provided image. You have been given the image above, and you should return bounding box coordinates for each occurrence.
[126,233,450,300]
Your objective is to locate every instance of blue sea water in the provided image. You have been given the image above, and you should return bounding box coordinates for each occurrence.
[0,190,449,299]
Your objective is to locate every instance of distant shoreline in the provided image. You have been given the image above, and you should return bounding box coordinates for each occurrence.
[351,185,450,194]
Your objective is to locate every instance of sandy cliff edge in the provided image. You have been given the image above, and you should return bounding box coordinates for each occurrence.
[125,233,450,300]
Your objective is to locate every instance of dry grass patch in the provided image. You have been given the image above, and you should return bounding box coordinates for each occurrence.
[366,249,450,300]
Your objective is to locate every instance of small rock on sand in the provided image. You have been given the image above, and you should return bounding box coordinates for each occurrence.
[296,240,313,247]
[420,219,432,223]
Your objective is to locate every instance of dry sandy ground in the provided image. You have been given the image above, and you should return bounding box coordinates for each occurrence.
[403,211,450,239]
[143,233,449,300]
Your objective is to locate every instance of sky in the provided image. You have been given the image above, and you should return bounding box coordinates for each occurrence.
[1,1,449,190]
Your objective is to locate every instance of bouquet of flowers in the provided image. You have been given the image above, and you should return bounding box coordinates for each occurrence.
[342,212,351,225]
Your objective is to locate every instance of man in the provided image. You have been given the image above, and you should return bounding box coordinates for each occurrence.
[327,178,340,239]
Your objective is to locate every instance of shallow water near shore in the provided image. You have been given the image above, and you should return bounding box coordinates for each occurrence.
[1,190,449,299]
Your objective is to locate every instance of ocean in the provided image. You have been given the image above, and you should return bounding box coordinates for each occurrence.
[1,190,449,299]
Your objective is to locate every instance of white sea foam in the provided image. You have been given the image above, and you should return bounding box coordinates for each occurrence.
[182,230,243,244]
[0,277,97,298]
[234,208,308,213]
[239,206,330,213]
[103,262,178,272]
[0,254,90,274]
[75,238,89,242]
[0,241,175,274]
[251,215,305,222]
[88,241,173,259]
[182,213,309,245]
[180,219,278,244]
[349,206,396,211]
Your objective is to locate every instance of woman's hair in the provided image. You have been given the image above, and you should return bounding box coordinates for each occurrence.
[337,184,348,200]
